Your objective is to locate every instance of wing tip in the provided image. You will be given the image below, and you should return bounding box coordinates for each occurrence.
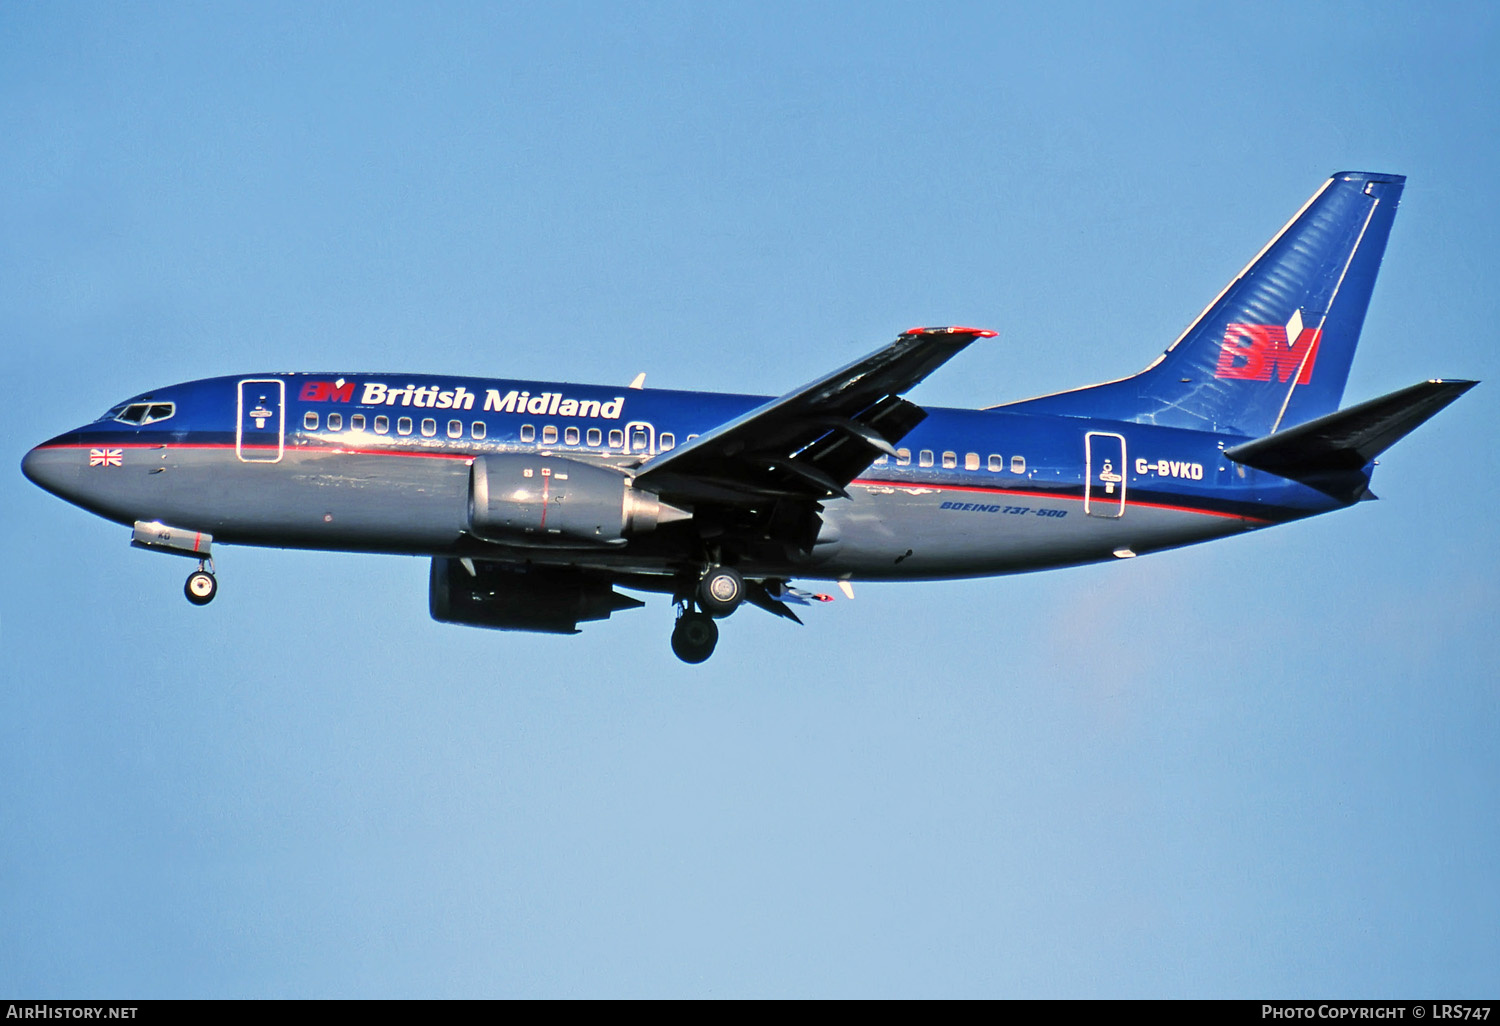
[903,325,998,338]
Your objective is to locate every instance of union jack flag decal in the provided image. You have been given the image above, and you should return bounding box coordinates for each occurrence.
[89,448,123,467]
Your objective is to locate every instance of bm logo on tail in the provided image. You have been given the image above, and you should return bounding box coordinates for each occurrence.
[1215,310,1322,384]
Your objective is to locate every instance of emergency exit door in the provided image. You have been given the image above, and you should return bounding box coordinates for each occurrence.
[1084,431,1126,518]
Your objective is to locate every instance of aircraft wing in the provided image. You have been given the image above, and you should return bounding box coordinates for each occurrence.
[634,326,995,509]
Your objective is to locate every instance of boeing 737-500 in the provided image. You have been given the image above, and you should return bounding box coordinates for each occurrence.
[22,172,1475,662]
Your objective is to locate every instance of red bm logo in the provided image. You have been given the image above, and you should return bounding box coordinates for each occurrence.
[299,379,356,402]
[1214,316,1322,384]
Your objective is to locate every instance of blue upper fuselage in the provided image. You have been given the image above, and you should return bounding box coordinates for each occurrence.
[32,371,1354,527]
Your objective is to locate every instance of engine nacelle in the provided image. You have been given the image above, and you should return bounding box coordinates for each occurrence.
[468,454,688,544]
[429,558,644,634]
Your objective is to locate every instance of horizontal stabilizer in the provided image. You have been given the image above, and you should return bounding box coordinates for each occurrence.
[1225,379,1476,494]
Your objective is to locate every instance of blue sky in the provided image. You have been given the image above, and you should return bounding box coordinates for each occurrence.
[2,1,1496,998]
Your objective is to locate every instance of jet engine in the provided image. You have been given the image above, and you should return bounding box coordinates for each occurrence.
[429,557,644,634]
[468,454,689,544]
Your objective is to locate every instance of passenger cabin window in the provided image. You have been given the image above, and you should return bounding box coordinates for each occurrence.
[630,425,648,450]
[586,428,602,447]
[472,421,487,440]
[351,414,365,431]
[660,432,675,450]
[304,412,319,430]
[374,415,390,434]
[896,448,911,466]
[113,402,176,425]
[872,454,889,465]
[520,424,535,443]
[988,454,1003,472]
[420,418,437,437]
[965,452,979,471]
[608,429,624,449]
[687,434,699,442]
[327,413,343,431]
[564,426,580,445]
[397,417,413,436]
[919,450,934,468]
[942,451,957,469]
[542,425,558,445]
[1010,455,1026,474]
[447,420,462,439]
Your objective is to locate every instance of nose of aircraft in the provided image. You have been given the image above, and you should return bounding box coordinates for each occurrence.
[21,437,81,502]
[21,443,46,485]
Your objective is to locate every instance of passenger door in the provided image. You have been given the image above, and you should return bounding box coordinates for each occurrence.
[237,379,285,463]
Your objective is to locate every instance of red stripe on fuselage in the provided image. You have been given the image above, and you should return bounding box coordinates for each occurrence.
[36,441,474,461]
[34,443,1269,524]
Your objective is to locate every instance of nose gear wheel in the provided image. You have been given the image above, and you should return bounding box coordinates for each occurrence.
[185,563,217,606]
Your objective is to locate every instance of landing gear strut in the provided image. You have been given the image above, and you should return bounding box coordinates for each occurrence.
[671,610,718,663]
[184,561,217,606]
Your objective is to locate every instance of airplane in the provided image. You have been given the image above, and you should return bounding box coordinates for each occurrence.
[21,171,1476,663]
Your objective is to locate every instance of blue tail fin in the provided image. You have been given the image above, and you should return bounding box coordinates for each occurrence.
[998,172,1406,437]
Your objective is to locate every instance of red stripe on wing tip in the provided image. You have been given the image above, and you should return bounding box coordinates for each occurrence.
[904,326,998,338]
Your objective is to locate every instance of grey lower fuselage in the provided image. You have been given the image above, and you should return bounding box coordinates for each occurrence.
[22,373,1322,584]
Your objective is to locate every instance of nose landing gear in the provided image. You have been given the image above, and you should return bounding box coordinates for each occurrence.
[184,561,217,606]
[130,521,219,607]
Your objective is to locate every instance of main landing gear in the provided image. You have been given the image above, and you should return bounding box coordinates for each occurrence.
[671,611,718,663]
[670,565,746,664]
[697,565,744,617]
[184,561,217,606]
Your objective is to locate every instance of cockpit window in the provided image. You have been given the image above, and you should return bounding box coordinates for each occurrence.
[111,402,176,425]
